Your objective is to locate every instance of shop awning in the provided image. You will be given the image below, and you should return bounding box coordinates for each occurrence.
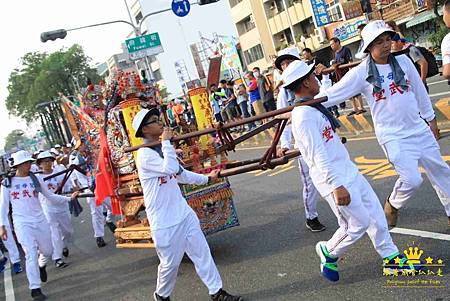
[406,10,437,28]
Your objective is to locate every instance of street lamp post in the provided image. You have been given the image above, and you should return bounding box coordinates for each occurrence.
[40,1,213,81]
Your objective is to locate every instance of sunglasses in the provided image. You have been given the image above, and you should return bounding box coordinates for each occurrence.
[144,118,162,126]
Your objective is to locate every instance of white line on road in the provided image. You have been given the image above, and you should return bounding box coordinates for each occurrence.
[390,227,450,241]
[430,91,450,98]
[428,79,449,86]
[4,260,16,301]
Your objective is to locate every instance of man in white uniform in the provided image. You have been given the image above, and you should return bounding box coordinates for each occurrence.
[282,60,415,282]
[69,144,115,248]
[37,151,73,267]
[0,218,23,274]
[318,21,450,227]
[274,48,326,232]
[0,150,79,301]
[133,108,242,301]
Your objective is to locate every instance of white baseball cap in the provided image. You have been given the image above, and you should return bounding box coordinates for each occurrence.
[49,148,60,156]
[11,150,34,167]
[281,60,315,90]
[357,20,395,57]
[54,144,61,149]
[275,47,301,71]
[37,151,55,162]
[132,108,160,138]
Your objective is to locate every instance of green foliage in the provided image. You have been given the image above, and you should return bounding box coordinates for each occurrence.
[3,129,32,152]
[5,45,100,123]
[428,24,450,48]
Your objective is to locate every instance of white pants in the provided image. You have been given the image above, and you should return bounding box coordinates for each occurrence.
[103,197,114,223]
[1,221,21,264]
[14,220,53,289]
[325,174,398,258]
[382,131,450,216]
[45,210,74,260]
[152,211,222,298]
[298,157,319,219]
[87,196,105,238]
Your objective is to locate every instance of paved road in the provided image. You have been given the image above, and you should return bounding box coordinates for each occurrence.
[1,135,449,301]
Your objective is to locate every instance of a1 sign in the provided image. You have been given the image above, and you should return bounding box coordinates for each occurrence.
[125,33,164,60]
[172,0,190,17]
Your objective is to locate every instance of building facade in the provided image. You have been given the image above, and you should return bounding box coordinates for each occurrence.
[230,0,440,71]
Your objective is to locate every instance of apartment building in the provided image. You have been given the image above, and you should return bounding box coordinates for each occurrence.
[230,0,326,71]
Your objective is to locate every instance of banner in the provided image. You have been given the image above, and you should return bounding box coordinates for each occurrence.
[325,15,368,42]
[310,0,331,27]
[188,87,214,149]
[207,57,222,89]
[119,98,143,161]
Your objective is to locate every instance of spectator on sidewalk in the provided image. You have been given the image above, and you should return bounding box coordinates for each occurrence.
[234,80,255,131]
[253,67,276,112]
[209,84,225,123]
[245,71,266,117]
[330,37,366,116]
[391,34,430,90]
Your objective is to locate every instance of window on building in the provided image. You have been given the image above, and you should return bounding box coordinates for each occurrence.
[326,0,343,22]
[237,15,256,35]
[274,0,285,13]
[229,0,243,8]
[244,44,264,64]
[135,11,143,24]
[286,0,301,7]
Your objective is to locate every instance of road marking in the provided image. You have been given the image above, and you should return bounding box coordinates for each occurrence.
[354,114,373,132]
[4,260,15,301]
[337,115,358,133]
[430,91,450,98]
[390,227,450,241]
[268,165,295,177]
[435,97,450,121]
[428,79,449,86]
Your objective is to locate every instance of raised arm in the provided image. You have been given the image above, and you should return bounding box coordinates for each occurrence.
[322,67,363,108]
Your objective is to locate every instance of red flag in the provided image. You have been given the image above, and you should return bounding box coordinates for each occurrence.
[95,131,121,214]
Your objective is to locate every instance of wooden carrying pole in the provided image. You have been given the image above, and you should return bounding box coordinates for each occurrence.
[124,96,328,152]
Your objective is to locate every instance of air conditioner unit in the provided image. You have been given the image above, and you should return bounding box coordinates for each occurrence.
[314,27,326,43]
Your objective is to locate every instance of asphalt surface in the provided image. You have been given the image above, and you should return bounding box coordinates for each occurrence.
[1,133,449,301]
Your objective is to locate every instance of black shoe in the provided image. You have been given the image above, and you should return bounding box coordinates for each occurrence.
[62,247,69,257]
[31,288,47,301]
[306,217,326,232]
[153,292,171,301]
[106,221,117,233]
[39,266,47,282]
[55,259,69,268]
[210,289,243,301]
[96,237,107,248]
[347,110,357,116]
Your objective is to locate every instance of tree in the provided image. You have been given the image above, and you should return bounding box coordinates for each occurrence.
[429,0,450,48]
[5,45,100,123]
[3,129,32,152]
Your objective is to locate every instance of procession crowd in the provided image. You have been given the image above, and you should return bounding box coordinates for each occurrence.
[0,2,450,300]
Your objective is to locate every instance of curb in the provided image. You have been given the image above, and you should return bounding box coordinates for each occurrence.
[235,97,450,147]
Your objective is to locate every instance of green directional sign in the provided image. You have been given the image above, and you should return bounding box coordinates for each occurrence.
[125,33,162,54]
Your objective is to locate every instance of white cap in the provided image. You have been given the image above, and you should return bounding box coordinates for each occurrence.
[11,150,34,167]
[49,148,60,156]
[65,143,72,148]
[281,60,315,89]
[37,151,55,161]
[54,144,61,148]
[275,47,301,71]
[357,20,394,57]
[132,109,150,134]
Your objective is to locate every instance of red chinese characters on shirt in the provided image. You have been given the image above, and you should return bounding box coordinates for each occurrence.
[22,190,32,198]
[373,89,386,102]
[47,183,55,191]
[322,126,334,142]
[11,191,20,200]
[158,175,177,186]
